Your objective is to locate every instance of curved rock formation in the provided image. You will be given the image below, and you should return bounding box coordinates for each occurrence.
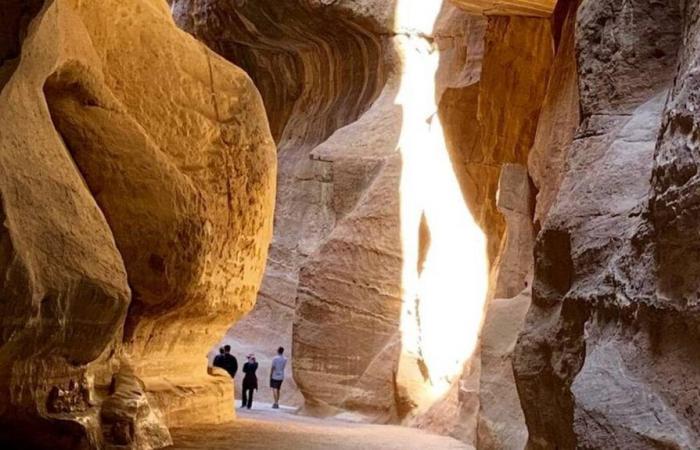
[175,0,555,437]
[173,0,393,407]
[8,0,700,448]
[0,0,275,447]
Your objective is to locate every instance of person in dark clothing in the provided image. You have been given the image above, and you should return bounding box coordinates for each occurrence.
[213,347,225,369]
[221,345,238,379]
[241,354,258,409]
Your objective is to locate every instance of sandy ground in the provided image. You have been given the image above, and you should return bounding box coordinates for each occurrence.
[168,403,472,450]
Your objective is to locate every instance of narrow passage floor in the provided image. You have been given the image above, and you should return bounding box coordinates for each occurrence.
[168,403,472,450]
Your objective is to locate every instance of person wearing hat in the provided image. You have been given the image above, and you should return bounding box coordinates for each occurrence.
[241,353,259,409]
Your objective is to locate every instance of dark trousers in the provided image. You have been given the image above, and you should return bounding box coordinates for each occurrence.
[241,387,254,409]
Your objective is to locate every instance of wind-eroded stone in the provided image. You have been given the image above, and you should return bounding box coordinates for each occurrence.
[174,0,389,406]
[0,0,276,447]
[176,0,555,432]
[514,0,695,447]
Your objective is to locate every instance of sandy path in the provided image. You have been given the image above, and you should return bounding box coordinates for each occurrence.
[168,404,472,450]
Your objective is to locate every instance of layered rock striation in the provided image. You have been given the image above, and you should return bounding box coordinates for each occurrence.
[175,0,555,436]
[173,0,392,406]
[450,0,555,16]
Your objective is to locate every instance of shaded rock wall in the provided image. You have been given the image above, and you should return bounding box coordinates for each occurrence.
[173,0,391,406]
[174,0,556,434]
[513,0,700,448]
[527,0,579,225]
[0,0,275,447]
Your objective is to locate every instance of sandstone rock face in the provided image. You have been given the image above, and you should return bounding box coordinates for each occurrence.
[100,371,171,449]
[477,291,531,450]
[0,0,275,447]
[527,0,579,225]
[475,164,534,450]
[174,0,555,434]
[429,14,552,447]
[10,0,699,448]
[469,14,553,265]
[173,0,391,407]
[450,0,555,16]
[513,0,700,448]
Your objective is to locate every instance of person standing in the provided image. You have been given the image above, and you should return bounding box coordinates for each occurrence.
[212,347,225,369]
[221,345,238,379]
[269,347,287,409]
[241,354,258,409]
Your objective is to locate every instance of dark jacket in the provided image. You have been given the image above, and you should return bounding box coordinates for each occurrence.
[242,361,258,390]
[220,353,238,378]
[213,354,225,370]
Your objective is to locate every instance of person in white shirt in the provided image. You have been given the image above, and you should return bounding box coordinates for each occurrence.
[269,346,287,409]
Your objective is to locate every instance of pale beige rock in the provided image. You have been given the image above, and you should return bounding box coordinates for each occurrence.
[490,164,536,299]
[477,291,530,450]
[174,0,390,407]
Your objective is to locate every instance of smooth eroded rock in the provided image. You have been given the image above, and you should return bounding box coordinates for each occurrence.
[0,0,276,446]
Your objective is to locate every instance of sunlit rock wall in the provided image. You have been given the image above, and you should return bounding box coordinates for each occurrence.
[0,0,275,448]
[411,11,554,447]
[450,0,555,16]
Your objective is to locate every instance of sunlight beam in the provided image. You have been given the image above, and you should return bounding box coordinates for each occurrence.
[395,0,489,411]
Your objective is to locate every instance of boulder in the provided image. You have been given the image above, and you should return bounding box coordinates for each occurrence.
[0,0,276,446]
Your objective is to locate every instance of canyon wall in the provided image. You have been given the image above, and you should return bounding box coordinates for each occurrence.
[513,0,700,448]
[0,0,275,448]
[175,0,555,437]
[172,0,700,447]
[172,0,393,406]
[6,0,700,449]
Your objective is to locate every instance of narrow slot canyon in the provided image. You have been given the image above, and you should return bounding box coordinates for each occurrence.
[0,0,698,449]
